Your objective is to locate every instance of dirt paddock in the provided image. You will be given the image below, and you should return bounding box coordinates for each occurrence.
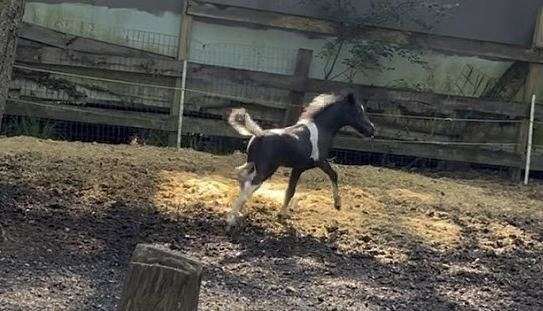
[0,136,542,310]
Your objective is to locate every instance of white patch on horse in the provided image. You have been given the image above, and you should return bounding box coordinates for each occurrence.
[247,136,256,149]
[297,119,319,161]
[269,128,284,135]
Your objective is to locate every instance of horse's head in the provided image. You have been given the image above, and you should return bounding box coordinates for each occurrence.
[341,90,376,138]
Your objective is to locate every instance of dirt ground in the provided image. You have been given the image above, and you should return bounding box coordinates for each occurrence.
[0,136,542,311]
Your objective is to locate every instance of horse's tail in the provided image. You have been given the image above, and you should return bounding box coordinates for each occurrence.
[228,108,263,137]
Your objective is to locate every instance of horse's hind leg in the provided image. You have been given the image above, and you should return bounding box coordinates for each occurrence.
[278,168,304,219]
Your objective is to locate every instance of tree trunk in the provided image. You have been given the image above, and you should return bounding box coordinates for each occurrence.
[0,0,25,131]
[118,244,203,311]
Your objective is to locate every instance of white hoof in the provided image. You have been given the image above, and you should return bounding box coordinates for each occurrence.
[226,211,245,232]
[227,211,242,225]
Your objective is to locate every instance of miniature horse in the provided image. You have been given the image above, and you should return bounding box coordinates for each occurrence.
[226,90,376,229]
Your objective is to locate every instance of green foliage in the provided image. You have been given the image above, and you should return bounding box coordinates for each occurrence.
[299,0,459,82]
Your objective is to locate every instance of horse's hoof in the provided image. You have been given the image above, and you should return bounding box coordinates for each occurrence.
[226,213,240,228]
[334,198,341,211]
[277,211,291,220]
[226,220,241,234]
[225,223,237,234]
[226,212,246,233]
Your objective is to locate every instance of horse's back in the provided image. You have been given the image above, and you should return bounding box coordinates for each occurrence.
[247,127,314,169]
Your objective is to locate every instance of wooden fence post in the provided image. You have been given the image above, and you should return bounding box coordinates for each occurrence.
[169,0,193,147]
[283,48,313,126]
[0,0,25,131]
[118,244,203,311]
[513,7,543,181]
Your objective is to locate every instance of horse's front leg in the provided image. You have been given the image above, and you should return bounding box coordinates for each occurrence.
[278,168,304,219]
[227,164,259,230]
[317,161,341,210]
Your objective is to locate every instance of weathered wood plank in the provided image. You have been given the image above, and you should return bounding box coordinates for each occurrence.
[11,67,174,109]
[188,0,336,35]
[333,135,523,168]
[5,99,174,131]
[188,63,298,91]
[512,7,543,180]
[18,22,170,59]
[170,2,195,146]
[16,46,183,77]
[0,0,25,130]
[188,0,543,64]
[283,49,313,125]
[15,44,299,90]
[533,7,543,49]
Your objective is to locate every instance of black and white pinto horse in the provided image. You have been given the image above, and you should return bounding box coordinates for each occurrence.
[226,90,376,229]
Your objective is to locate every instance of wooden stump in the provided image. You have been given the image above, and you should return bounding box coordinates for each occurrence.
[118,244,203,311]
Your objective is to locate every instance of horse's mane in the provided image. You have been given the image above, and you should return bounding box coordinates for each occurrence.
[299,93,344,120]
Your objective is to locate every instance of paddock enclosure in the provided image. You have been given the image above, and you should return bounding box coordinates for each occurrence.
[0,136,542,310]
[2,0,543,310]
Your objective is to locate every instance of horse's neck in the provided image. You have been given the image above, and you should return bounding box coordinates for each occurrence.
[313,109,348,137]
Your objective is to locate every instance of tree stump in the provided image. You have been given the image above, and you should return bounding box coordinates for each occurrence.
[118,244,203,311]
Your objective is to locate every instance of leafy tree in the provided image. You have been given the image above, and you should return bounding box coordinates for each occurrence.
[298,0,459,82]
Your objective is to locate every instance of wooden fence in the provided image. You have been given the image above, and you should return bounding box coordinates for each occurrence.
[5,1,543,173]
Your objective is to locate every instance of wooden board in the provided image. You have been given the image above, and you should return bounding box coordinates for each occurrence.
[170,3,194,146]
[5,99,174,131]
[283,49,313,125]
[16,45,184,77]
[188,0,336,35]
[11,66,175,109]
[18,23,171,59]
